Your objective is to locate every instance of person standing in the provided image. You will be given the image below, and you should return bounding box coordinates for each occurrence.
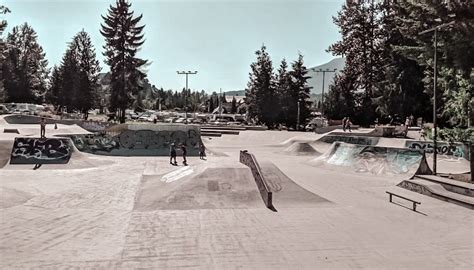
[169,143,177,165]
[342,117,347,132]
[40,117,46,138]
[199,143,206,160]
[180,144,187,165]
[346,117,352,132]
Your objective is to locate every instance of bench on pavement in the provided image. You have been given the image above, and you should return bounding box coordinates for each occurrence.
[386,191,421,211]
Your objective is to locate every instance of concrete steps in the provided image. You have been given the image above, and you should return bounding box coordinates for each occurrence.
[397,178,474,209]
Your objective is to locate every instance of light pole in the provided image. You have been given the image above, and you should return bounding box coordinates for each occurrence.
[419,20,455,175]
[313,68,337,115]
[177,71,198,123]
[297,98,302,131]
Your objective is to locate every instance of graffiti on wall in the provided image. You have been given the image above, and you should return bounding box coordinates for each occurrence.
[319,135,378,146]
[324,143,424,175]
[406,140,467,159]
[69,129,201,156]
[10,137,72,164]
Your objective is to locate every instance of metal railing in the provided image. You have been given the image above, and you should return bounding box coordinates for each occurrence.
[240,150,274,211]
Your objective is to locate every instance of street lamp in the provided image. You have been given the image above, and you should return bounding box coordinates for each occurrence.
[418,20,455,175]
[177,71,198,123]
[313,68,337,115]
[297,98,302,131]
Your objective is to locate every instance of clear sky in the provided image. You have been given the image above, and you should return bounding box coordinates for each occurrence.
[4,0,344,92]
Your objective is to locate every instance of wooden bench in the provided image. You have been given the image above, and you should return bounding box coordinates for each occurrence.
[386,191,421,211]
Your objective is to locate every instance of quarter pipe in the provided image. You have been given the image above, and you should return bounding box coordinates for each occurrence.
[311,142,432,176]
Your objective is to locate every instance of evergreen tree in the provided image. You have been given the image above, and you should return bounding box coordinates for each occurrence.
[0,5,11,102]
[245,45,278,128]
[275,58,291,125]
[230,96,237,114]
[287,53,312,129]
[323,71,357,120]
[101,0,148,123]
[46,65,61,106]
[74,30,101,118]
[328,0,383,125]
[3,23,49,103]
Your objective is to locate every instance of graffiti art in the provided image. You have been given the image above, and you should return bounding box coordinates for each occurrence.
[405,140,468,160]
[67,128,202,156]
[10,137,72,164]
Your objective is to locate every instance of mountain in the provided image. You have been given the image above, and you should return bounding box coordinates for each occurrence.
[223,90,245,96]
[307,57,345,95]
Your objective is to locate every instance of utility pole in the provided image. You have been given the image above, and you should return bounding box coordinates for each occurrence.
[219,88,222,117]
[313,68,337,115]
[297,99,301,131]
[419,20,455,175]
[177,71,197,123]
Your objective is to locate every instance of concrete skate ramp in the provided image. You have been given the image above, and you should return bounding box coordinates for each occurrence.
[66,124,202,156]
[134,167,264,211]
[258,161,330,208]
[5,137,109,169]
[318,134,379,145]
[311,142,432,176]
[283,142,320,156]
[0,187,34,208]
[10,137,72,164]
[0,140,12,168]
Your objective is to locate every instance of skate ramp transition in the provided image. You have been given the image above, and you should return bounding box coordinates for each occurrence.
[311,142,432,176]
[134,167,264,210]
[9,137,72,164]
[240,150,329,211]
[66,124,201,156]
[318,134,379,145]
[283,142,320,156]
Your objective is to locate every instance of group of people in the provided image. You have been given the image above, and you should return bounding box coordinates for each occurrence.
[169,142,206,166]
[342,117,352,132]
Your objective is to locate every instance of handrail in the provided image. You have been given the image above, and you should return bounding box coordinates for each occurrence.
[240,150,274,211]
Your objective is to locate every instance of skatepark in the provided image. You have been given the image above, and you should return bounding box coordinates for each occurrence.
[0,115,472,269]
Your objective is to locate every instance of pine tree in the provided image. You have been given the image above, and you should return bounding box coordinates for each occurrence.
[74,30,101,118]
[0,5,11,102]
[101,0,148,123]
[245,45,278,128]
[46,65,62,106]
[230,96,237,114]
[275,58,291,125]
[328,0,383,125]
[287,53,312,129]
[3,23,49,103]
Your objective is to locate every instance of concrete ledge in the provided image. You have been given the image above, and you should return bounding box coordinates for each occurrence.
[398,179,474,209]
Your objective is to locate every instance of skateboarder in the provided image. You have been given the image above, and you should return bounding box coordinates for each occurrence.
[169,143,177,165]
[180,144,187,165]
[199,143,206,160]
[346,117,352,132]
[40,117,46,138]
[342,117,347,132]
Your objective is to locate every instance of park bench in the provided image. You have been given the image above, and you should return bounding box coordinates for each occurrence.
[386,191,421,211]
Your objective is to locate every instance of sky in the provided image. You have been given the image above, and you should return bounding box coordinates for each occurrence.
[3,0,344,92]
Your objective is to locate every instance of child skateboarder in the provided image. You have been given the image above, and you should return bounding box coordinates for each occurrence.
[169,143,177,165]
[199,143,206,160]
[40,117,46,138]
[180,144,187,166]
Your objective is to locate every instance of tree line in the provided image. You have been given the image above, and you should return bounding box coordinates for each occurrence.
[325,0,473,129]
[245,45,312,129]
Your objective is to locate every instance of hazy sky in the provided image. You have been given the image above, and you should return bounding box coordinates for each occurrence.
[4,0,344,92]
